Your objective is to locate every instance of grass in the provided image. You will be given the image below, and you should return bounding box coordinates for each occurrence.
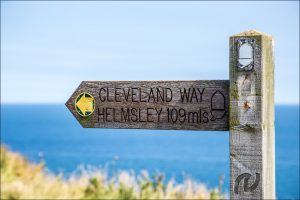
[1,145,225,199]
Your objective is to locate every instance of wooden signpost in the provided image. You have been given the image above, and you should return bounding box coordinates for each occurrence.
[66,30,275,199]
[66,81,229,130]
[229,30,275,199]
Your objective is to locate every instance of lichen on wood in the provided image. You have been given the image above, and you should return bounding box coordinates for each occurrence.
[230,82,239,100]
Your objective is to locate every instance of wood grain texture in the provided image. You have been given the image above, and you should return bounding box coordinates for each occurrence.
[66,80,229,131]
[229,30,275,199]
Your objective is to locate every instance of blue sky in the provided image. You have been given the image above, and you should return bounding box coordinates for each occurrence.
[1,1,299,104]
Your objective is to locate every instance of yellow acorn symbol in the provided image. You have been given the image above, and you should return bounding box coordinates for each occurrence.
[75,92,95,117]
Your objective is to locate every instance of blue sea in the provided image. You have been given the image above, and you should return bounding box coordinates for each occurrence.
[1,104,299,199]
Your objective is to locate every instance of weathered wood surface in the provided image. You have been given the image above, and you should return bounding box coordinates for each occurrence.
[66,80,229,130]
[229,30,275,199]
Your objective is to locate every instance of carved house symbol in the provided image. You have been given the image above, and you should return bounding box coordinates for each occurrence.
[238,43,254,68]
[210,90,226,121]
[237,38,255,71]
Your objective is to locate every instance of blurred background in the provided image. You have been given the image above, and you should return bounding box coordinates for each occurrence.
[1,1,299,199]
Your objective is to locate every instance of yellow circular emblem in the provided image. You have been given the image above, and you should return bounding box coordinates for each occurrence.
[75,92,95,117]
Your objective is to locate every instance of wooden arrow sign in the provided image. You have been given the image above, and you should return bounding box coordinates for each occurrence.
[66,80,229,131]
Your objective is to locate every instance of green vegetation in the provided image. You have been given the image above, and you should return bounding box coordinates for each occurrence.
[1,145,225,199]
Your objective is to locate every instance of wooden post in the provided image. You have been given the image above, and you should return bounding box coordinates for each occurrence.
[229,30,275,199]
